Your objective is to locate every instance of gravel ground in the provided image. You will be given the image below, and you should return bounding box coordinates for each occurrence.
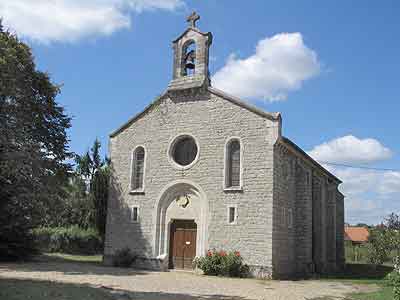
[0,261,372,300]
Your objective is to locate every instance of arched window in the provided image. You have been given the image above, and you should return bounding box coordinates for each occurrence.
[182,40,196,76]
[225,139,241,188]
[131,146,145,191]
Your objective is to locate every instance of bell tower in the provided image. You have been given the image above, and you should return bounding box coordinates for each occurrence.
[168,12,213,92]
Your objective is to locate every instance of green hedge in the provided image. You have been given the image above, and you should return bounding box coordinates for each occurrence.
[33,226,102,255]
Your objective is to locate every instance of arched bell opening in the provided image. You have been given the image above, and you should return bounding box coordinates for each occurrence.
[181,40,196,77]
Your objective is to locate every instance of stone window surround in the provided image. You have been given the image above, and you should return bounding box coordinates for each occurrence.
[131,205,140,223]
[227,204,238,225]
[129,145,146,194]
[167,133,200,171]
[223,137,243,191]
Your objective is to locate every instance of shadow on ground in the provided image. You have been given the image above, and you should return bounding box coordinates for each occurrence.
[0,254,150,277]
[0,277,252,300]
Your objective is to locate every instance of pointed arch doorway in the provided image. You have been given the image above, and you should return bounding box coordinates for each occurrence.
[154,180,208,269]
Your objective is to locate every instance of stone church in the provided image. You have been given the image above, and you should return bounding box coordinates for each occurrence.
[104,13,345,278]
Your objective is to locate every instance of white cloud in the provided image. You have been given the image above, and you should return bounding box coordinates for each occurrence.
[212,33,320,102]
[325,165,400,225]
[308,136,399,225]
[308,135,392,164]
[0,0,184,43]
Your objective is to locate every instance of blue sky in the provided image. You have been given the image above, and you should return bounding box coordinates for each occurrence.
[2,0,399,224]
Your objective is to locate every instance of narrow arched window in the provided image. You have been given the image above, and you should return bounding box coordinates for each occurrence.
[131,146,145,191]
[226,139,241,188]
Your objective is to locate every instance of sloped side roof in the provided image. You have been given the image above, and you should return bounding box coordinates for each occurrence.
[278,136,342,184]
[109,87,281,138]
[345,226,370,242]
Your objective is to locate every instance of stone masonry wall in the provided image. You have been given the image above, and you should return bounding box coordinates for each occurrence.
[104,89,280,274]
[272,144,296,277]
[273,141,343,277]
[273,144,313,277]
[336,191,345,269]
[294,161,313,275]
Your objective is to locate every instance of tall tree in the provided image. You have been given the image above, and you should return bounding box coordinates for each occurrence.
[74,139,109,239]
[386,213,400,230]
[0,23,71,259]
[91,166,110,240]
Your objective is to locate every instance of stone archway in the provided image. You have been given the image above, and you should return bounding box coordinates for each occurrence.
[154,180,208,259]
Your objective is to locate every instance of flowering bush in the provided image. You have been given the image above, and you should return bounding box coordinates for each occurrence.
[194,249,249,277]
[394,256,400,300]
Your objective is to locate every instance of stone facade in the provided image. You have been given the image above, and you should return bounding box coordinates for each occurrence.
[104,13,345,278]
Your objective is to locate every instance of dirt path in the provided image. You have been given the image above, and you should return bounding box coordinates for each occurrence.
[0,261,372,300]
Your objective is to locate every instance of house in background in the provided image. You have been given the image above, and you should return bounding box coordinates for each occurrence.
[344,226,369,245]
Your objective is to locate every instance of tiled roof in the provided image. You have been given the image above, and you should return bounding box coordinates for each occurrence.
[344,226,370,242]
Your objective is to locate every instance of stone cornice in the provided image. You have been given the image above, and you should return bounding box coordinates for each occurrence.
[172,27,213,44]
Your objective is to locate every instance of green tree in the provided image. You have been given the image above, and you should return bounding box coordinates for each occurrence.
[367,228,391,265]
[0,23,71,259]
[74,138,109,238]
[386,213,400,256]
[386,213,400,230]
[91,166,110,240]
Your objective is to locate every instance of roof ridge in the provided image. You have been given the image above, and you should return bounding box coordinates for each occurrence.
[207,87,281,121]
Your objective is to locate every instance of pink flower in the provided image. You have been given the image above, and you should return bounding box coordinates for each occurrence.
[234,251,240,257]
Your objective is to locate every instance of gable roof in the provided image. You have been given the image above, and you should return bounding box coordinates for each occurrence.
[172,27,212,43]
[208,87,281,121]
[109,87,281,138]
[109,91,167,138]
[345,226,369,242]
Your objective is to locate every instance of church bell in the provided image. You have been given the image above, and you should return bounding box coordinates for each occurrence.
[185,50,196,70]
[185,60,195,70]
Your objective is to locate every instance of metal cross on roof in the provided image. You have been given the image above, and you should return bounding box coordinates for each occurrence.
[187,11,200,28]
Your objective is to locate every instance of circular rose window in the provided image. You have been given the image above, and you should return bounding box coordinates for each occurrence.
[171,136,198,167]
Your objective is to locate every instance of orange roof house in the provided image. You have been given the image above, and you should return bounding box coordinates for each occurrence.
[344,226,370,244]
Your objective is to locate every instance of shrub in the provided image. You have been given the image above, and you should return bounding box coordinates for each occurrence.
[367,228,390,265]
[113,247,137,267]
[33,226,102,255]
[393,256,400,300]
[386,270,400,286]
[194,249,249,277]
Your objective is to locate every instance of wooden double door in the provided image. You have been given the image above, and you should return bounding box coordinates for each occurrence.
[169,220,197,269]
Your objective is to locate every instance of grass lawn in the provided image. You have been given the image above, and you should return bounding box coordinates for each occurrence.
[44,252,103,263]
[320,263,394,300]
[350,285,394,300]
